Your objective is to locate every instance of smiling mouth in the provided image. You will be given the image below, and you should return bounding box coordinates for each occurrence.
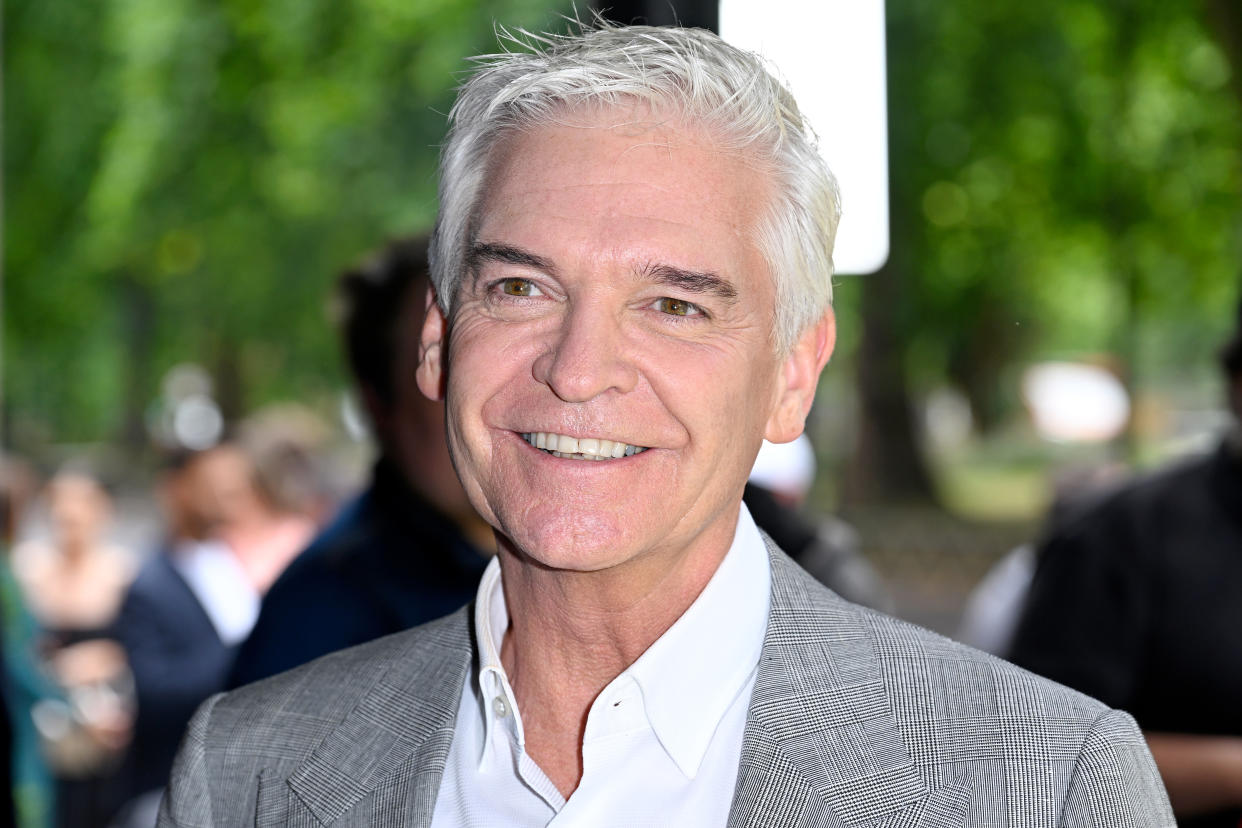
[521,431,649,461]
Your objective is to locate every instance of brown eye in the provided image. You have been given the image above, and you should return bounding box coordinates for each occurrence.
[656,297,697,316]
[501,278,535,296]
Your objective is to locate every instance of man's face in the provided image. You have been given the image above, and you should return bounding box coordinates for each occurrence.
[166,447,254,541]
[419,110,831,575]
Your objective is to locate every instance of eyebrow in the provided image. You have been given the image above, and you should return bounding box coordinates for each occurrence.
[643,263,738,302]
[468,241,739,303]
[468,242,555,274]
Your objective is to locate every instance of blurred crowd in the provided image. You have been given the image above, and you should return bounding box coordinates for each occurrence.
[2,232,1240,828]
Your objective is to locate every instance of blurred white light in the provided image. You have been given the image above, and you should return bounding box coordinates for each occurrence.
[173,394,224,450]
[1022,362,1130,443]
[749,434,817,499]
[720,0,890,274]
[162,362,213,402]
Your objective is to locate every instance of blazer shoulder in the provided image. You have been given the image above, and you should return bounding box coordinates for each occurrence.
[768,544,1112,738]
[209,607,472,748]
[745,545,1176,826]
[868,605,1111,722]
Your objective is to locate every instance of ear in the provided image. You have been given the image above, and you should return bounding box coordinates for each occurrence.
[416,287,448,402]
[764,309,836,443]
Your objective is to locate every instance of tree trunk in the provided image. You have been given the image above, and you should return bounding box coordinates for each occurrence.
[213,338,244,429]
[845,259,938,507]
[1204,0,1242,109]
[120,275,155,454]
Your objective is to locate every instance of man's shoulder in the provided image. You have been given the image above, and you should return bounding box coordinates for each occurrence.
[130,550,178,589]
[163,608,474,825]
[1054,449,1216,539]
[868,602,1109,719]
[121,552,190,614]
[770,549,1112,732]
[207,608,472,747]
[740,550,1172,825]
[288,492,379,569]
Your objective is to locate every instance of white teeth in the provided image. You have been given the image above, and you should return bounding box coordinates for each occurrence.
[521,431,647,460]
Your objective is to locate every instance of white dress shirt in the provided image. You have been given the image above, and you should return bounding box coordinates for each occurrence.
[432,504,771,827]
[170,539,260,646]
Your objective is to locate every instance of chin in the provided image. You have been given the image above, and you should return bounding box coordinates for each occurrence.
[499,508,642,573]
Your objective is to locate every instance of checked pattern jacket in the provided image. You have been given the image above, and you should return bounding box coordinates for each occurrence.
[160,539,1174,827]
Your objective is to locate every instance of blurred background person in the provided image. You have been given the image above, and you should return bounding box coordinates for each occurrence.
[13,472,134,647]
[12,471,135,828]
[956,463,1126,657]
[1008,297,1242,828]
[744,436,892,611]
[217,415,319,596]
[228,238,493,689]
[109,444,261,824]
[6,1,1242,819]
[2,455,54,828]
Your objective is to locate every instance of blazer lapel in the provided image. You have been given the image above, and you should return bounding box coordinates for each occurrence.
[277,610,474,827]
[730,542,969,828]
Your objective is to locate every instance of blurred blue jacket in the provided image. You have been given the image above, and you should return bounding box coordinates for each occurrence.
[227,458,488,689]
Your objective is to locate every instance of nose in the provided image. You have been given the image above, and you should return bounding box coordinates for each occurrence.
[532,301,638,402]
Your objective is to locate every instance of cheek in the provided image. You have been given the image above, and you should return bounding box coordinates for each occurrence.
[695,357,781,481]
[442,324,531,488]
[657,342,779,433]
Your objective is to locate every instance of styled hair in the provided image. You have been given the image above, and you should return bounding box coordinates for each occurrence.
[430,22,841,353]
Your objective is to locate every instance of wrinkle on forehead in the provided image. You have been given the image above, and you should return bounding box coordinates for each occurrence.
[469,107,778,316]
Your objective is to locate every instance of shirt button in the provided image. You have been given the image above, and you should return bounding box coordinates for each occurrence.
[492,696,509,718]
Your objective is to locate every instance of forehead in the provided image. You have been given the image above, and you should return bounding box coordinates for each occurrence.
[474,109,772,284]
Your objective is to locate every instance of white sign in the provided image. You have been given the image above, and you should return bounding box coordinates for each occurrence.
[720,0,890,274]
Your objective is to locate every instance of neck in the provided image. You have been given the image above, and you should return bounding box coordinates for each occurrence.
[494,516,736,795]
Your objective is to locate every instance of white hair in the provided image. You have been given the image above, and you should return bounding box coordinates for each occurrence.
[430,21,841,353]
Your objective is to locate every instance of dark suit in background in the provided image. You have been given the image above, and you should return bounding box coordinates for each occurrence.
[112,553,233,806]
[228,459,487,688]
[1009,439,1242,828]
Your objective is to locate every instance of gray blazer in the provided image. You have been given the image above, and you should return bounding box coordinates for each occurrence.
[159,541,1174,826]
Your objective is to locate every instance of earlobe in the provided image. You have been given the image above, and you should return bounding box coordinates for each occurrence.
[764,310,836,443]
[416,289,448,402]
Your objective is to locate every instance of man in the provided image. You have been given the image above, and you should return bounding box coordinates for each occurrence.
[161,24,1173,826]
[227,239,491,688]
[1009,302,1242,828]
[114,444,260,816]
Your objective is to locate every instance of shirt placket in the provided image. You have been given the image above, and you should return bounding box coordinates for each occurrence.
[484,667,566,813]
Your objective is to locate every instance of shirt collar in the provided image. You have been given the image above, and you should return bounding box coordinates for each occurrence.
[625,503,770,779]
[469,503,771,779]
[473,557,522,756]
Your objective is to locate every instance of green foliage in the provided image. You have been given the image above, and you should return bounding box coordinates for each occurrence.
[4,0,572,449]
[6,0,1241,460]
[884,0,1242,428]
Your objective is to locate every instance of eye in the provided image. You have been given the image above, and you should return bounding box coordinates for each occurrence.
[498,278,542,297]
[653,297,702,317]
